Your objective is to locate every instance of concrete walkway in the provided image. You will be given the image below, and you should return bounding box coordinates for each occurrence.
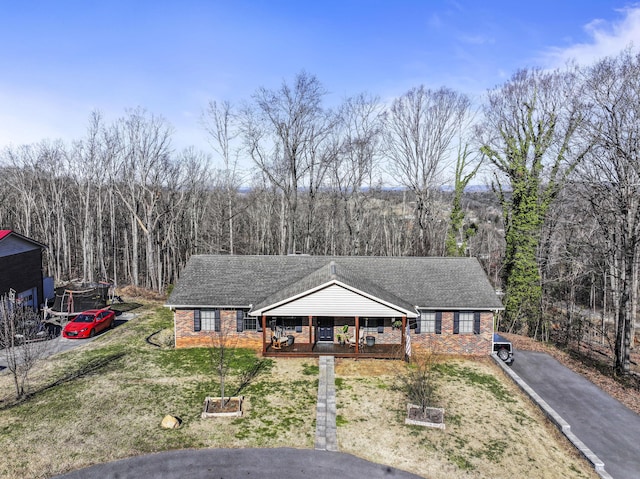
[315,355,338,451]
[496,350,640,479]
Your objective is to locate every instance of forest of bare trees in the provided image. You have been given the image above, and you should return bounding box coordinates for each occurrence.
[1,50,639,374]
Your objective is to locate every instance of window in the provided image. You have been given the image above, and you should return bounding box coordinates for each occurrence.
[416,311,441,334]
[242,311,260,331]
[201,310,220,331]
[194,309,220,332]
[419,311,436,333]
[359,318,383,333]
[454,312,480,334]
[271,317,303,331]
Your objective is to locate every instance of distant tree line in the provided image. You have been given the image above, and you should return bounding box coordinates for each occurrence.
[1,49,638,374]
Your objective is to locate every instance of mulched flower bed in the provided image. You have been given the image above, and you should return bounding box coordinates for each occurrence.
[204,397,242,413]
[407,406,444,423]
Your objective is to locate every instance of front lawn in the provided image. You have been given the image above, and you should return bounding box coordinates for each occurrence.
[0,302,598,479]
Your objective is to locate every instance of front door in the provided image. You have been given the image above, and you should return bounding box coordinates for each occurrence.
[317,317,334,342]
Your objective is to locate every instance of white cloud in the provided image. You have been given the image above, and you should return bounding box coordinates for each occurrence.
[543,5,640,67]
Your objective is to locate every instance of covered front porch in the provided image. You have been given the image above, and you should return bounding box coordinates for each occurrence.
[263,340,404,359]
[250,268,417,360]
[258,315,409,359]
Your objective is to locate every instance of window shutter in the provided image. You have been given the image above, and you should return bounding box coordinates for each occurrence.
[215,309,221,332]
[435,312,442,334]
[474,312,481,334]
[257,317,263,332]
[453,312,460,334]
[194,310,201,332]
[415,316,421,334]
[236,310,244,332]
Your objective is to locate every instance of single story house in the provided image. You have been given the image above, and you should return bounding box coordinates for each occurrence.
[166,255,504,359]
[0,230,48,310]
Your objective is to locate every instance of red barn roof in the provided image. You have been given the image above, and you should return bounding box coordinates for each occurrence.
[0,230,12,240]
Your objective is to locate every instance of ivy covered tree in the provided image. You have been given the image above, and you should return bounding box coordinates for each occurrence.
[445,143,481,257]
[478,68,590,338]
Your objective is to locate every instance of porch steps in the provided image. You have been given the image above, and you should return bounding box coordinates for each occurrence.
[315,355,338,451]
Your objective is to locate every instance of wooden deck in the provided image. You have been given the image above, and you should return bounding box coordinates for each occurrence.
[263,341,404,359]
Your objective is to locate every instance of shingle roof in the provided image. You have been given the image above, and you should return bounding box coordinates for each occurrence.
[251,261,417,314]
[0,230,47,248]
[166,255,504,313]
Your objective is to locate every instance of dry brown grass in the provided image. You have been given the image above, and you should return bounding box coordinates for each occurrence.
[335,358,598,479]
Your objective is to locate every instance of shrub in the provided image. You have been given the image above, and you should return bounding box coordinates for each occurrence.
[400,351,440,413]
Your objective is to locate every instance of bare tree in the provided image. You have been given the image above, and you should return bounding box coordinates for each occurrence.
[0,294,48,399]
[208,315,239,409]
[241,71,333,254]
[332,93,384,255]
[108,108,175,290]
[577,50,640,374]
[202,100,243,255]
[384,86,471,255]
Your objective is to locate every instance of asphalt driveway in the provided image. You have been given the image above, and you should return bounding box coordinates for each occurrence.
[511,350,640,479]
[0,312,133,372]
[51,448,423,479]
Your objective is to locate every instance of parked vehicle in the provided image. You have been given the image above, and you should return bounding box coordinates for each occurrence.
[62,309,115,339]
[493,333,514,365]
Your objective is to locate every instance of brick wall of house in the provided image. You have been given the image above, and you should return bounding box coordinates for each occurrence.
[409,311,493,356]
[174,309,263,350]
[174,309,494,356]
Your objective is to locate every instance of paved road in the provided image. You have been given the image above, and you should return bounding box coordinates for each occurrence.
[511,350,640,479]
[51,448,423,479]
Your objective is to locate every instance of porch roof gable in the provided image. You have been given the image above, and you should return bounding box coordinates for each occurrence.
[250,261,417,316]
[250,278,417,317]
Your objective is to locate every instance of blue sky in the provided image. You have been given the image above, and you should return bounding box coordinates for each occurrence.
[0,1,638,156]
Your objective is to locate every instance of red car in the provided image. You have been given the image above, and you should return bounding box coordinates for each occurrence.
[62,309,116,339]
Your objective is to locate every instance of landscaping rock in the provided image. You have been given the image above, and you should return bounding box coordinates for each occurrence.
[161,414,181,429]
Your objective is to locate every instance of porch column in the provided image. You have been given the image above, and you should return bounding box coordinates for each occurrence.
[355,316,360,354]
[401,315,406,360]
[262,315,267,355]
[308,315,313,344]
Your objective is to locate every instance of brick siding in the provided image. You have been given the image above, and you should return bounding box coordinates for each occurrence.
[174,309,263,350]
[410,311,493,356]
[175,309,494,357]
